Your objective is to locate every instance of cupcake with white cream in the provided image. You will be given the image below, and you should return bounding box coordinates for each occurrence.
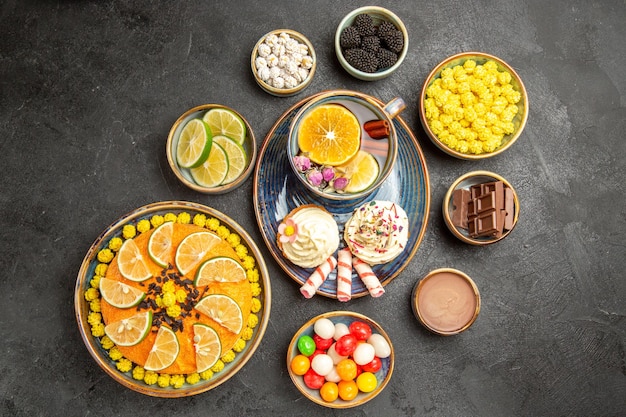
[344,200,409,265]
[277,205,340,268]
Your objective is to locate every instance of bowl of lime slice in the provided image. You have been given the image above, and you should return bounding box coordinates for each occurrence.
[166,104,257,194]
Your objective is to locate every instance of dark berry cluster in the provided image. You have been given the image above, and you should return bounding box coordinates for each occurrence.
[339,14,404,73]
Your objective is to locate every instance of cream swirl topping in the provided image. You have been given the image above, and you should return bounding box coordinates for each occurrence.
[344,200,409,265]
[280,206,339,268]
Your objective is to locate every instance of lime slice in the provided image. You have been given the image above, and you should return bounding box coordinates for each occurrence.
[147,221,174,268]
[175,231,222,276]
[99,277,145,308]
[194,294,243,334]
[194,256,247,286]
[192,323,222,373]
[212,135,247,185]
[176,119,213,168]
[202,108,247,145]
[189,142,229,188]
[104,311,152,347]
[336,150,380,193]
[144,326,180,371]
[117,238,152,282]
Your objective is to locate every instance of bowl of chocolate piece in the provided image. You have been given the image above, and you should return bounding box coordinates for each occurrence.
[442,170,519,245]
[335,6,408,81]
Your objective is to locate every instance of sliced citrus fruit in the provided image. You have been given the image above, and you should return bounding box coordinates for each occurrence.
[104,311,152,347]
[192,323,222,373]
[99,277,145,308]
[176,119,212,168]
[202,108,247,145]
[335,150,380,193]
[189,142,229,187]
[297,103,361,165]
[212,135,247,185]
[117,238,152,282]
[175,231,221,276]
[194,256,247,286]
[144,326,180,371]
[147,221,174,268]
[194,294,243,334]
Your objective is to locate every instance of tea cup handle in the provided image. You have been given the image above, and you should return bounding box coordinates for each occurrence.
[383,97,406,119]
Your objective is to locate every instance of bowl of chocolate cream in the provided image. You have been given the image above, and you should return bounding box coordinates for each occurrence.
[412,268,480,336]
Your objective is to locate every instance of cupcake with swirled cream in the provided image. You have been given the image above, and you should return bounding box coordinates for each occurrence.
[277,205,340,268]
[344,200,409,265]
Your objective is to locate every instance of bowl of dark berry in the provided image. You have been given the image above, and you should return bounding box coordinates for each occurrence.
[335,6,408,81]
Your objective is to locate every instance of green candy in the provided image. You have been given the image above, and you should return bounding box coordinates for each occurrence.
[297,335,316,356]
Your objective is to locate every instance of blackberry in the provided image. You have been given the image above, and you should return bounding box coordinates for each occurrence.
[344,48,378,73]
[361,35,380,53]
[339,26,361,49]
[353,13,376,37]
[377,21,398,37]
[380,29,404,54]
[376,48,399,70]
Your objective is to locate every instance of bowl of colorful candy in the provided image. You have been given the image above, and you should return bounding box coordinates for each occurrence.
[419,52,528,159]
[442,170,520,245]
[166,104,257,194]
[287,311,394,408]
[251,29,317,97]
[335,6,408,81]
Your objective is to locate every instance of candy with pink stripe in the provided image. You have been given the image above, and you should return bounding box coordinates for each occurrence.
[336,248,353,302]
[300,255,338,298]
[353,257,385,298]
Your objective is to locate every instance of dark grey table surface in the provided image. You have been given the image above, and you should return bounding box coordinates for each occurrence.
[1,1,625,416]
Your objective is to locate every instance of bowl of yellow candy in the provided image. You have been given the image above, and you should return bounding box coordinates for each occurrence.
[419,52,528,160]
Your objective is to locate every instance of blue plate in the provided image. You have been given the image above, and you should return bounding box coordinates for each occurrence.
[253,93,430,299]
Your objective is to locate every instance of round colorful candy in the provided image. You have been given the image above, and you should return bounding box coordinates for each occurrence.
[303,368,325,390]
[313,333,333,350]
[349,321,372,341]
[297,335,316,356]
[356,371,378,393]
[290,354,310,376]
[311,353,333,376]
[313,318,335,339]
[338,379,358,401]
[327,343,348,364]
[353,342,376,365]
[320,381,339,402]
[335,334,358,356]
[367,334,391,358]
[361,356,382,373]
[333,322,350,340]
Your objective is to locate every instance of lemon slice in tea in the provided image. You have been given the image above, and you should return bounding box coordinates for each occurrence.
[202,108,247,145]
[192,323,222,373]
[104,311,152,347]
[117,238,152,282]
[175,231,221,276]
[144,326,180,371]
[297,104,361,165]
[194,256,247,286]
[194,294,243,334]
[336,150,380,193]
[176,119,212,168]
[99,277,145,308]
[212,135,247,185]
[147,221,174,268]
[190,142,229,187]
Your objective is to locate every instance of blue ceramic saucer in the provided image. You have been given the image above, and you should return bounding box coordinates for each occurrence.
[253,92,430,299]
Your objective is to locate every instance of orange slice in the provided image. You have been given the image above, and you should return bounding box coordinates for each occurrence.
[194,256,247,286]
[104,311,152,347]
[117,238,152,282]
[175,231,221,276]
[99,277,145,308]
[192,323,222,373]
[147,221,174,268]
[194,294,243,334]
[297,104,361,165]
[144,326,180,371]
[335,150,380,193]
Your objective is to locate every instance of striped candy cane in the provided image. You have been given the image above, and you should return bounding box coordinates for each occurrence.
[353,257,385,298]
[300,256,337,299]
[336,248,353,302]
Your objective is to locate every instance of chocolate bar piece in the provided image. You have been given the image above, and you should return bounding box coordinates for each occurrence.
[451,189,470,228]
[456,180,513,239]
